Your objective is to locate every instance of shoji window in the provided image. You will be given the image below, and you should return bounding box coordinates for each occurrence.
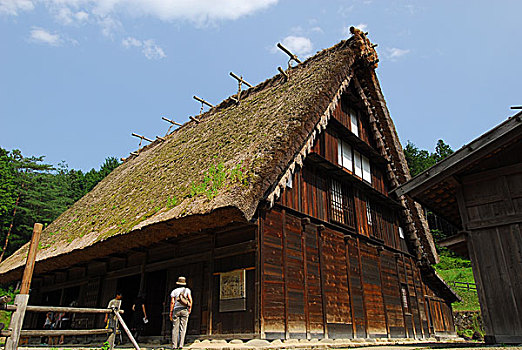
[354,150,362,178]
[350,109,359,137]
[362,155,372,184]
[337,138,353,171]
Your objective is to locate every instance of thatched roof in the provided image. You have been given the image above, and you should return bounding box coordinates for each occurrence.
[0,37,440,287]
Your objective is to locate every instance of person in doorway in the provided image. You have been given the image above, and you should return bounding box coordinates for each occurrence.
[41,311,54,345]
[104,291,123,345]
[170,276,192,349]
[131,293,148,341]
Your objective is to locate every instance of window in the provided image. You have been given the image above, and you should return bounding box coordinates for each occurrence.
[362,155,371,183]
[337,138,353,171]
[366,199,373,226]
[329,179,355,228]
[354,150,362,178]
[400,285,410,313]
[350,109,359,137]
[330,180,344,223]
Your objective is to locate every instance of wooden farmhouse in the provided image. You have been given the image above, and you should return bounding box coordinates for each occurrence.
[395,112,522,344]
[0,34,458,341]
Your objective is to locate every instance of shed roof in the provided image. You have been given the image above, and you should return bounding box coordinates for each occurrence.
[394,112,522,227]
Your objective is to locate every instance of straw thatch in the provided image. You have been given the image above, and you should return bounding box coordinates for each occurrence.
[0,37,437,283]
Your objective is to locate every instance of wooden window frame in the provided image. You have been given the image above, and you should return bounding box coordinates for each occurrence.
[328,178,356,229]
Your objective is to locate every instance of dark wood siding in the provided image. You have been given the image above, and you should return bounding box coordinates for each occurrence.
[321,227,352,338]
[459,164,522,342]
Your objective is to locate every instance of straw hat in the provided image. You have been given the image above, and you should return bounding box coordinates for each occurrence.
[176,276,187,285]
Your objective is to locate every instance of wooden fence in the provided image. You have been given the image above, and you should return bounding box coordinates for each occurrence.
[0,297,140,350]
[450,281,477,291]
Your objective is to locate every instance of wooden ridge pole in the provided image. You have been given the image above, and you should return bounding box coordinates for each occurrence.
[6,223,43,350]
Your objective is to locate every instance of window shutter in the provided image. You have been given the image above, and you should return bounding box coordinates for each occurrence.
[350,110,359,137]
[362,155,371,183]
[337,138,343,166]
[354,150,362,178]
[342,141,353,171]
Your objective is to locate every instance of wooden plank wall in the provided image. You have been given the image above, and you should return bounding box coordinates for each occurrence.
[321,227,352,338]
[260,207,451,339]
[459,164,522,342]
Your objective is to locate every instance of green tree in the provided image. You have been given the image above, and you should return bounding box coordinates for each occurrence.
[0,149,53,261]
[404,139,454,177]
[0,150,121,262]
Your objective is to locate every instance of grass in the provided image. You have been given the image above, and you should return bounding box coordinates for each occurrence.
[436,267,480,311]
[434,249,480,312]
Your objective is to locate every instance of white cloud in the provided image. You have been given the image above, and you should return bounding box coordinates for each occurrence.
[0,0,34,15]
[29,27,62,46]
[55,7,89,25]
[122,36,166,60]
[385,47,410,60]
[97,15,122,37]
[279,35,313,56]
[310,26,323,33]
[354,23,367,32]
[2,0,278,23]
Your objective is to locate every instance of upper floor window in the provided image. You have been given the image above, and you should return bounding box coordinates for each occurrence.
[350,109,359,137]
[353,150,372,184]
[329,179,355,228]
[337,139,353,171]
[286,174,293,188]
[366,199,373,226]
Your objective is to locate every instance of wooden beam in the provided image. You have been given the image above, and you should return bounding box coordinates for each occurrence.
[282,209,289,339]
[20,329,111,337]
[317,225,328,338]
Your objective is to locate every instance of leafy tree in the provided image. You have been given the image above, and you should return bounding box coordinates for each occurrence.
[0,149,120,262]
[404,139,454,177]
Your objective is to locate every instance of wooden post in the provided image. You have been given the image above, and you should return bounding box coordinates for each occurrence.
[20,223,43,294]
[6,223,43,350]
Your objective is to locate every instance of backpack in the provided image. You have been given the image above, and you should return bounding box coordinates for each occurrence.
[177,288,190,307]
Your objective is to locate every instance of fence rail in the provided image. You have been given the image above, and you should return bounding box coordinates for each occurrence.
[0,297,138,350]
[450,281,477,291]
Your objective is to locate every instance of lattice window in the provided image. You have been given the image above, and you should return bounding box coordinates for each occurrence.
[330,179,344,223]
[366,199,373,226]
[401,285,410,313]
[330,179,355,228]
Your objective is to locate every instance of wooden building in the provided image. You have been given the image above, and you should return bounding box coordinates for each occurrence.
[395,112,522,343]
[0,33,457,341]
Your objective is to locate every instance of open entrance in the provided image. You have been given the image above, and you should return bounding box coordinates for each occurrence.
[116,274,140,329]
[144,270,167,336]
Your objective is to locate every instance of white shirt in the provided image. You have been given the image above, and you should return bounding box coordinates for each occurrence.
[170,287,191,309]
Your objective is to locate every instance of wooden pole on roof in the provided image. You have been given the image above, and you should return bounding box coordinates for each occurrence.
[277,43,302,64]
[193,95,214,108]
[5,223,43,350]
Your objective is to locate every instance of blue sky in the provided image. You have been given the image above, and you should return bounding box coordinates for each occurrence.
[1,0,521,171]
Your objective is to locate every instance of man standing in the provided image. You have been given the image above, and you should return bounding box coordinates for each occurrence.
[104,292,123,345]
[170,277,192,349]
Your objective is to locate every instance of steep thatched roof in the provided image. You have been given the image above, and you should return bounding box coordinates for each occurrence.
[0,37,440,287]
[0,40,358,280]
